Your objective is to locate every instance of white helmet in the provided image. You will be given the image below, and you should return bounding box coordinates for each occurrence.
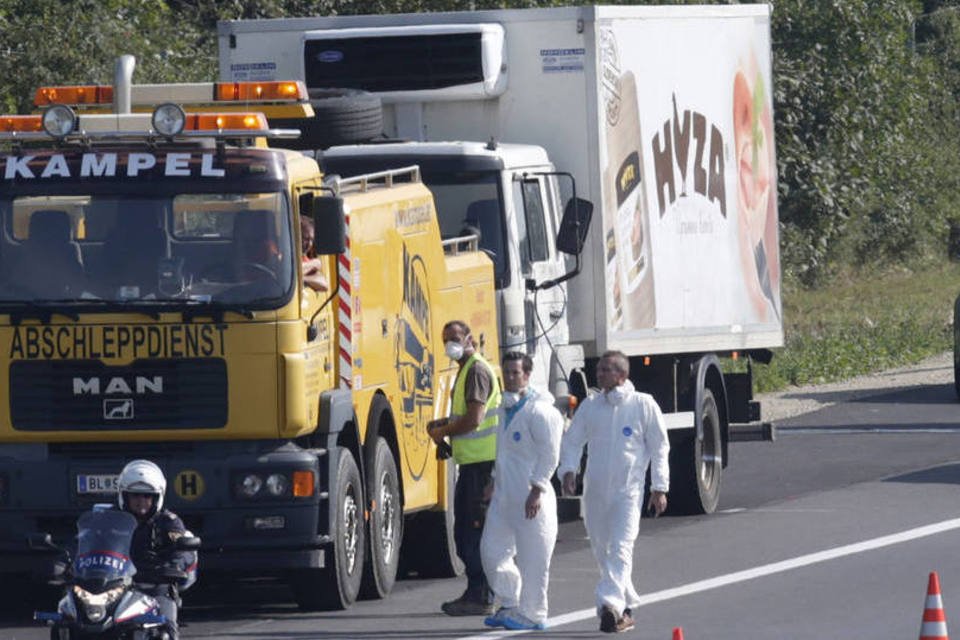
[118,459,167,514]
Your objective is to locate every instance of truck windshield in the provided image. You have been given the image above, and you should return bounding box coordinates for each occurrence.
[321,154,506,285]
[0,192,294,308]
[429,174,505,283]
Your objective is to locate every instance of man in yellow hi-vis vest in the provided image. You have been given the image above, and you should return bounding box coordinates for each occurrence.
[429,320,501,616]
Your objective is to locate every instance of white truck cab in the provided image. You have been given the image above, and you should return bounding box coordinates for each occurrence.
[322,141,584,401]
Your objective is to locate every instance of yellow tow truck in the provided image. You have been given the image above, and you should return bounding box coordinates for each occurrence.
[0,57,498,610]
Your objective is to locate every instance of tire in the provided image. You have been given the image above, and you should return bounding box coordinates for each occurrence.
[359,435,403,599]
[669,389,722,515]
[398,458,463,579]
[274,89,383,150]
[291,447,365,610]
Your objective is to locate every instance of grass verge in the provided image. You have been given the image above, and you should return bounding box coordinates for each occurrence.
[752,260,960,393]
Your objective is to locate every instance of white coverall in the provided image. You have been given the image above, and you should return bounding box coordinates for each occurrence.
[557,380,669,614]
[480,389,564,624]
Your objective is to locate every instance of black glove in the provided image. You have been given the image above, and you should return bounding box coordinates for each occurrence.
[436,440,453,460]
[159,564,188,582]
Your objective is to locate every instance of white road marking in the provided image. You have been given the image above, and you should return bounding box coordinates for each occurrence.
[458,516,960,639]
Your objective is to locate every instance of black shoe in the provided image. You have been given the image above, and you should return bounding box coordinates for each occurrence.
[441,591,495,617]
[599,605,618,633]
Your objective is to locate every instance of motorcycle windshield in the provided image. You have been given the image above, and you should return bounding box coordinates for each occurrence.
[73,510,138,584]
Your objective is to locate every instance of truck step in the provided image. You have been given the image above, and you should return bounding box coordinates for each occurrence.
[728,422,776,442]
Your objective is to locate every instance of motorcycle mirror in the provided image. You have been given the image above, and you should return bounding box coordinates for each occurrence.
[26,532,56,551]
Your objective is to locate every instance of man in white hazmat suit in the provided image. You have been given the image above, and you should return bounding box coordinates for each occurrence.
[480,351,563,631]
[559,350,670,634]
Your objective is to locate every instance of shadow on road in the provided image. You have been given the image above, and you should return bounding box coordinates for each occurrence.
[777,382,955,408]
[884,462,960,486]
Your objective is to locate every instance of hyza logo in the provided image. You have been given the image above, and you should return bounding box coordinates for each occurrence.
[651,93,727,218]
[103,398,134,420]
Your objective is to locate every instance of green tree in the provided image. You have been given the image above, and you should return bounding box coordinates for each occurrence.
[772,0,960,284]
[0,0,213,113]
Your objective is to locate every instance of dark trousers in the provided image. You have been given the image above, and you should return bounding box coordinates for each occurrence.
[453,460,494,600]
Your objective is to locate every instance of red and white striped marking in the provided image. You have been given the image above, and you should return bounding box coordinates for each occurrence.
[920,571,950,640]
[337,214,352,389]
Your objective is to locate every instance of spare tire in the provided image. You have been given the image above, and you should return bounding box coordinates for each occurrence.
[273,88,383,150]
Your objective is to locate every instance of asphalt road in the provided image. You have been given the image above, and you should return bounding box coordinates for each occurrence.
[3,374,959,639]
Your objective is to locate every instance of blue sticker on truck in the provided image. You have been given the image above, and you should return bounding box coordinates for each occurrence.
[541,48,585,74]
[229,62,277,81]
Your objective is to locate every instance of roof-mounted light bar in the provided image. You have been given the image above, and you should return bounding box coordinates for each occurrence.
[0,104,298,141]
[214,82,307,102]
[34,81,308,107]
[0,115,43,134]
[183,112,270,132]
[34,85,114,107]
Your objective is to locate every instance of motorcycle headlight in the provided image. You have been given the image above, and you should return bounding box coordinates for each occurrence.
[73,585,124,622]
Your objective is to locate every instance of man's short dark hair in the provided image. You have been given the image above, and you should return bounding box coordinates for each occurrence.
[443,320,471,336]
[600,350,630,376]
[503,351,533,374]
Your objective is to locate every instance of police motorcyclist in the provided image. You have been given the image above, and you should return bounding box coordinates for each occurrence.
[117,460,197,639]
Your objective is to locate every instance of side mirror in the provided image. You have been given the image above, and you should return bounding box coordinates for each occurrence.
[312,196,347,255]
[556,197,593,255]
[27,532,56,551]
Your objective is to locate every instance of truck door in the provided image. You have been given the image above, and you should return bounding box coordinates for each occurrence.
[294,185,338,403]
[512,173,569,390]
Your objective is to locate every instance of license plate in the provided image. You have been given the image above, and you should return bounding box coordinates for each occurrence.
[76,474,119,494]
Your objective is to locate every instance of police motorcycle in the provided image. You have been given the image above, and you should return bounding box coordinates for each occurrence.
[30,507,200,639]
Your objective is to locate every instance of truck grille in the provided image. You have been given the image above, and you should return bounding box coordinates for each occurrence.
[10,359,227,431]
[303,33,484,92]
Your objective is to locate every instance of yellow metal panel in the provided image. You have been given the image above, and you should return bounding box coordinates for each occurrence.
[282,352,308,434]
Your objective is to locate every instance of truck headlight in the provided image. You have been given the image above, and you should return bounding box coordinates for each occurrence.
[236,474,263,498]
[265,474,289,497]
[234,471,309,500]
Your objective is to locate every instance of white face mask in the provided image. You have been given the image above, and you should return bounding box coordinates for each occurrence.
[501,391,520,408]
[445,340,465,361]
[606,387,626,405]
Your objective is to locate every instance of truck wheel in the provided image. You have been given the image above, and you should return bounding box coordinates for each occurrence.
[274,89,383,149]
[670,389,722,515]
[360,435,402,599]
[398,459,463,578]
[292,448,365,610]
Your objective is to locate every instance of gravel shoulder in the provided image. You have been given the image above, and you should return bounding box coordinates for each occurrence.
[756,351,954,423]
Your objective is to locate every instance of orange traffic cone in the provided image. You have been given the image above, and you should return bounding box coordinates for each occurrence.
[920,572,949,640]
[672,628,684,640]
